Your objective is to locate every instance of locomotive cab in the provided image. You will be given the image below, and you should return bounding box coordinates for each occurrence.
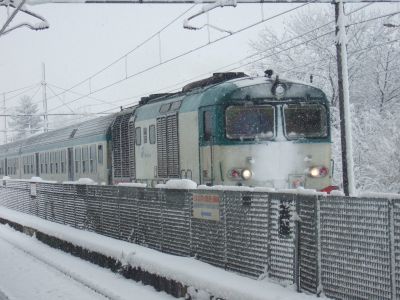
[197,76,332,190]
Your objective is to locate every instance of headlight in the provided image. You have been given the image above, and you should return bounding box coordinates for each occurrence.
[308,166,328,178]
[275,84,286,97]
[241,169,252,180]
[272,83,286,99]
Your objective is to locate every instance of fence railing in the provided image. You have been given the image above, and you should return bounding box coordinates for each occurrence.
[0,179,399,299]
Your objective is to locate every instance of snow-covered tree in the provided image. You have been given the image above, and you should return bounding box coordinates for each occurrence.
[8,95,42,140]
[248,7,400,192]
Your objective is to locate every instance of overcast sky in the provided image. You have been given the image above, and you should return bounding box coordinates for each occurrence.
[0,2,398,130]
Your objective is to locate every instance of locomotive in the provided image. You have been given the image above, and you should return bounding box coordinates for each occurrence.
[0,71,334,190]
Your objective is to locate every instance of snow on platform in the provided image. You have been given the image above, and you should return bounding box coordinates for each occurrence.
[0,224,174,300]
[0,206,319,300]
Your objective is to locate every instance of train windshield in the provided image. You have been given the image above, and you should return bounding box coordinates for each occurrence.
[283,103,327,139]
[225,105,275,140]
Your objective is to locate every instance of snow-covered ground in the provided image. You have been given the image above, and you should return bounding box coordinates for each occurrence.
[0,224,175,300]
[0,206,322,300]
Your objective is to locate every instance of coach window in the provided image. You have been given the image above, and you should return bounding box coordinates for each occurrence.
[75,147,81,173]
[82,146,88,173]
[55,151,59,174]
[149,125,156,144]
[90,144,96,173]
[40,153,44,174]
[204,111,213,141]
[50,152,54,174]
[135,127,141,145]
[143,127,148,144]
[61,150,66,173]
[98,145,103,164]
[31,155,34,174]
[45,152,49,174]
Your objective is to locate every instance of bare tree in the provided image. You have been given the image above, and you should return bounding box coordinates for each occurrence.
[248,7,400,192]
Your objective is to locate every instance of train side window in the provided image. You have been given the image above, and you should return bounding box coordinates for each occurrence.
[135,127,141,145]
[149,125,156,144]
[40,153,44,174]
[159,103,171,113]
[90,144,96,173]
[61,150,66,173]
[82,146,88,173]
[50,152,54,174]
[75,147,81,173]
[170,100,182,111]
[44,152,49,174]
[98,145,103,164]
[143,127,148,144]
[204,111,213,141]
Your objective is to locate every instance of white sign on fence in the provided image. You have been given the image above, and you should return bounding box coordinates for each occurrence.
[192,194,220,221]
[30,183,37,197]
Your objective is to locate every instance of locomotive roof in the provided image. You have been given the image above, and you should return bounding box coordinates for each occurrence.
[135,75,328,121]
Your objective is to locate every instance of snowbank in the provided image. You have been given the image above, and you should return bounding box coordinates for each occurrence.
[63,178,97,185]
[198,184,254,191]
[118,182,147,188]
[157,179,197,190]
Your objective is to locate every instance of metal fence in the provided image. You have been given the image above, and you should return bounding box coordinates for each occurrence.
[0,180,399,299]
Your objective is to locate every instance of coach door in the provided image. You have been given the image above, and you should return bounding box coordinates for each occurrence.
[35,153,40,177]
[199,107,214,185]
[67,148,74,181]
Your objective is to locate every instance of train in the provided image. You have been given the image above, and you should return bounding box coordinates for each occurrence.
[0,71,335,191]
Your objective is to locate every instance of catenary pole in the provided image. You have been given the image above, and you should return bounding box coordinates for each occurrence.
[335,0,355,196]
[41,63,48,132]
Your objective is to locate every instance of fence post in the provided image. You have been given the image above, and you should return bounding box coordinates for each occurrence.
[73,185,77,228]
[188,190,193,257]
[160,188,164,251]
[389,199,396,300]
[316,196,322,296]
[294,196,300,292]
[267,193,272,278]
[223,191,227,270]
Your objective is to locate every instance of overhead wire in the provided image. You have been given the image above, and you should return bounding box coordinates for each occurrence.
[94,3,381,113]
[3,83,41,103]
[1,84,39,96]
[46,84,76,114]
[47,83,121,108]
[48,2,313,113]
[45,4,197,104]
